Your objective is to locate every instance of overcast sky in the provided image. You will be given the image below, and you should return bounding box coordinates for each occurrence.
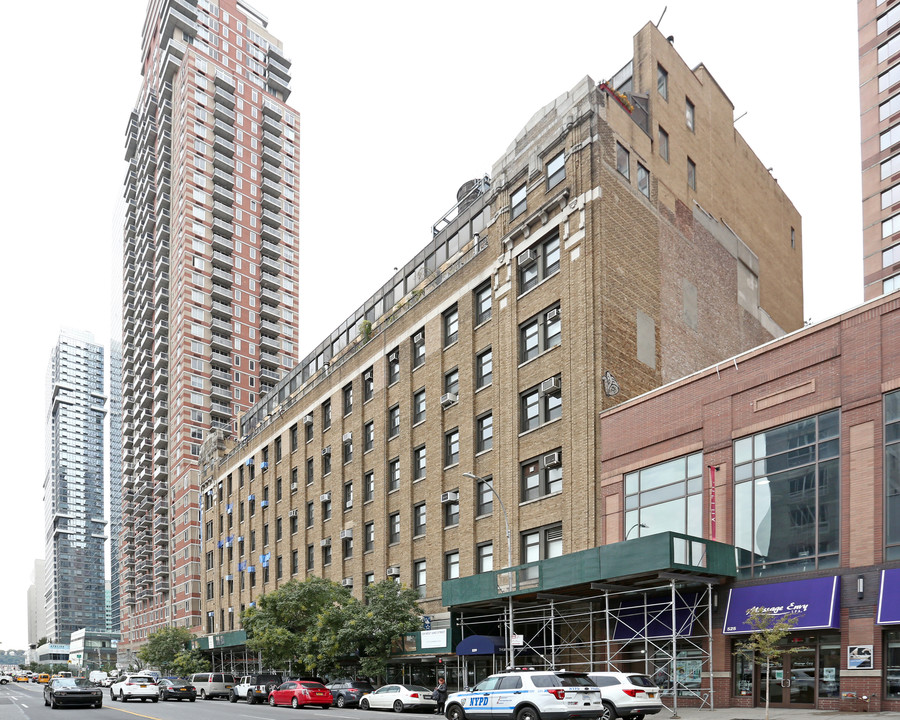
[0,1,861,651]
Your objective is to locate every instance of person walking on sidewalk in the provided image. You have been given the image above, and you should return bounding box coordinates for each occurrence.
[432,676,448,715]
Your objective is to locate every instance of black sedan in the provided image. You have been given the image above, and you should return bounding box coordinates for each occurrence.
[44,677,103,709]
[158,678,198,701]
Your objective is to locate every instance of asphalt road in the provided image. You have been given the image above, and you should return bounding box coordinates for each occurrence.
[0,681,442,720]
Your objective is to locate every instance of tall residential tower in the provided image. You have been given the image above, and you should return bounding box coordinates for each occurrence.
[44,330,107,643]
[119,0,299,657]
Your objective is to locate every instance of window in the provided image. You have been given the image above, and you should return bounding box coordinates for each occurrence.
[521,523,563,580]
[276,517,283,540]
[343,436,353,464]
[624,452,704,544]
[413,559,427,598]
[364,471,374,502]
[658,126,669,162]
[521,451,563,501]
[685,98,695,131]
[343,481,353,510]
[476,347,493,388]
[476,413,493,452]
[880,64,900,94]
[290,513,299,534]
[413,445,427,481]
[387,348,400,384]
[445,428,460,467]
[292,550,299,575]
[657,63,668,100]
[881,93,900,122]
[444,495,460,527]
[413,503,427,536]
[477,479,494,516]
[886,391,900,560]
[306,457,314,484]
[444,368,459,396]
[342,533,353,559]
[413,388,426,424]
[444,305,459,346]
[322,399,331,430]
[879,5,900,34]
[343,383,353,415]
[520,376,562,431]
[306,501,314,528]
[734,409,840,577]
[546,151,565,190]
[518,233,561,293]
[322,492,333,520]
[637,164,650,198]
[322,448,332,476]
[520,304,561,362]
[306,544,314,571]
[441,554,460,590]
[510,183,527,220]
[365,521,375,552]
[274,437,282,462]
[388,405,400,438]
[389,512,400,544]
[412,330,426,368]
[477,542,494,573]
[687,157,696,190]
[883,184,900,210]
[363,367,374,401]
[388,458,400,492]
[364,420,374,452]
[616,142,630,179]
[306,420,314,443]
[474,283,493,327]
[277,555,283,578]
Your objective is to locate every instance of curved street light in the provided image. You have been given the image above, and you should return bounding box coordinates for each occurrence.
[626,522,649,540]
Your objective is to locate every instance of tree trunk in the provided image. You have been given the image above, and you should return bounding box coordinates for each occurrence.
[764,656,770,720]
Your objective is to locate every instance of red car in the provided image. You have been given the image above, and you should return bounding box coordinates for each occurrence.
[268,680,333,709]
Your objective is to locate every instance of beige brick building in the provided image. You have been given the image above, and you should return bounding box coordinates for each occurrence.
[196,23,803,681]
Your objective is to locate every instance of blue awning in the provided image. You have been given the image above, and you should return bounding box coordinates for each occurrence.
[455,635,506,656]
[877,569,900,624]
[723,576,841,634]
[613,593,697,641]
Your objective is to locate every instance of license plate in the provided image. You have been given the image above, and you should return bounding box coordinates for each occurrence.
[139,685,147,688]
[649,693,656,698]
[226,685,233,689]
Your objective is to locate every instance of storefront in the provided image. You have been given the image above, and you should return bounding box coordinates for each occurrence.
[724,576,841,708]
[878,569,900,700]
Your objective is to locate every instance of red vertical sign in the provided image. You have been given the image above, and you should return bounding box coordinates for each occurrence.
[708,466,717,541]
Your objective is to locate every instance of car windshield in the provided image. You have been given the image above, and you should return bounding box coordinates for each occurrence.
[54,679,79,688]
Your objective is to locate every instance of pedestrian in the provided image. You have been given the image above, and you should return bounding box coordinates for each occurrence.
[432,675,447,714]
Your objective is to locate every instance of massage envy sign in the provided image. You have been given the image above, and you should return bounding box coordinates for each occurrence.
[745,602,809,617]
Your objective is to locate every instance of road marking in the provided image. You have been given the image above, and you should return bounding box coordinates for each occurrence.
[106,705,165,718]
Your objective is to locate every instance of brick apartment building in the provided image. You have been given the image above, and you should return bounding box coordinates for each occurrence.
[193,23,804,688]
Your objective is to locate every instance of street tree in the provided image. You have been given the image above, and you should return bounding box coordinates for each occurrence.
[733,607,806,720]
[137,627,194,675]
[170,649,210,677]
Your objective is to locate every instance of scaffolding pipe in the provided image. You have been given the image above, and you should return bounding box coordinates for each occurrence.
[670,580,679,719]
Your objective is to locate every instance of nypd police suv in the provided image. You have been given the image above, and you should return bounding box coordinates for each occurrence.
[444,670,604,720]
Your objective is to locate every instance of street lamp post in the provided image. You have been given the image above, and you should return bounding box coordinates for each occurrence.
[625,522,648,540]
[463,472,514,669]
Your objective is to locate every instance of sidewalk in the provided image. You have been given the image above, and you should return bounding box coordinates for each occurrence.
[658,707,900,720]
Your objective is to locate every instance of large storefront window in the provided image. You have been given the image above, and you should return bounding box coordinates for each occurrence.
[733,410,840,578]
[887,630,900,699]
[624,452,704,538]
[885,391,900,560]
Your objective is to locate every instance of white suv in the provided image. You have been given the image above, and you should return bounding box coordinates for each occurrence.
[587,673,662,720]
[444,670,604,720]
[110,674,160,703]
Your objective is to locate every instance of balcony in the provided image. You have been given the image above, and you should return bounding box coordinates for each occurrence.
[211,267,233,286]
[214,85,236,110]
[153,499,168,517]
[211,299,232,319]
[260,223,281,243]
[260,239,281,259]
[260,319,281,336]
[212,200,234,221]
[262,98,283,119]
[211,249,233,271]
[260,271,280,290]
[267,56,291,82]
[214,68,236,91]
[154,464,168,482]
[262,130,282,149]
[210,401,231,418]
[259,351,280,368]
[262,146,283,166]
[261,191,281,212]
[259,334,279,353]
[262,115,283,136]
[261,162,282,181]
[210,333,232,352]
[160,3,197,45]
[153,384,168,405]
[260,367,281,383]
[154,431,168,449]
[260,287,281,306]
[211,232,233,253]
[214,118,235,141]
[210,383,231,403]
[154,400,168,418]
[210,283,233,303]
[261,177,282,198]
[261,209,282,228]
[212,218,233,237]
[213,134,235,156]
[210,350,231,370]
[211,317,231,334]
[212,184,233,204]
[213,168,234,191]
[259,302,280,322]
[267,72,291,98]
[213,151,235,172]
[214,102,236,123]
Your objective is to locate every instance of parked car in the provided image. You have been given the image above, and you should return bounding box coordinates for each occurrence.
[268,680,333,709]
[587,673,663,720]
[190,671,235,700]
[0,674,13,685]
[158,678,197,701]
[360,683,437,713]
[44,677,104,709]
[327,679,376,708]
[110,674,160,703]
[231,673,283,704]
[445,670,604,720]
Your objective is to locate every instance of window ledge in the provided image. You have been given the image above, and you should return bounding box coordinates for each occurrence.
[413,533,426,541]
[444,339,459,351]
[475,382,492,394]
[518,415,563,438]
[518,489,563,508]
[475,448,492,457]
[474,318,492,331]
[516,268,560,301]
[475,512,493,521]
[413,419,426,428]
[518,342,561,370]
[444,462,460,471]
[444,523,460,530]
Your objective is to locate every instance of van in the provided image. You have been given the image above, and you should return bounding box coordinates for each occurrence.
[89,670,108,685]
[37,673,51,684]
[57,671,73,679]
[190,672,235,700]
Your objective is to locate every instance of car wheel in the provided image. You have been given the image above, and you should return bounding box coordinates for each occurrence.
[515,706,541,720]
[336,695,346,708]
[393,700,405,713]
[230,691,238,703]
[44,696,50,707]
[201,689,207,700]
[446,704,465,720]
[292,697,300,709]
[190,698,196,702]
[270,695,277,706]
[161,691,168,701]
[110,690,116,701]
[360,698,370,710]
[120,691,127,703]
[152,697,159,703]
[95,699,103,708]
[50,696,58,709]
[601,702,617,720]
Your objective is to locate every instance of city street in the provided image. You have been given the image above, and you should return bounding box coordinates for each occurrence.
[0,681,442,720]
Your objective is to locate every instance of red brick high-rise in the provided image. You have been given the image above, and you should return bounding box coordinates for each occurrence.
[119,0,299,660]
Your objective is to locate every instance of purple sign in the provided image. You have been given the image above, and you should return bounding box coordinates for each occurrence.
[877,569,900,625]
[723,576,841,634]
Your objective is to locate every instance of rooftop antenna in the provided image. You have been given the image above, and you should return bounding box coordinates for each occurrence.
[656,6,667,28]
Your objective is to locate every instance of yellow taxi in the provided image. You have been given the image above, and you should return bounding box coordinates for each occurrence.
[15,673,28,682]
[37,673,50,684]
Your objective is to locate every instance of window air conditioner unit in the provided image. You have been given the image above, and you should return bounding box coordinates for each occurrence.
[546,307,561,322]
[342,432,352,443]
[320,538,331,547]
[260,500,269,508]
[290,482,298,491]
[288,509,298,518]
[413,331,424,344]
[320,492,331,503]
[517,249,537,267]
[261,461,269,469]
[543,451,562,468]
[322,446,331,456]
[303,414,314,426]
[540,377,562,395]
[440,392,458,409]
[340,529,353,539]
[386,566,401,577]
[363,369,373,381]
[345,499,353,509]
[245,458,254,466]
[388,351,399,363]
[441,491,459,504]
[342,577,354,587]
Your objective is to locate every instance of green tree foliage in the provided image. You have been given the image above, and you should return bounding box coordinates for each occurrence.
[137,627,194,675]
[170,649,210,677]
[733,607,806,720]
[343,580,423,679]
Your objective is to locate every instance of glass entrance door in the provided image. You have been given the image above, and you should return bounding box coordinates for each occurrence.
[759,651,817,707]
